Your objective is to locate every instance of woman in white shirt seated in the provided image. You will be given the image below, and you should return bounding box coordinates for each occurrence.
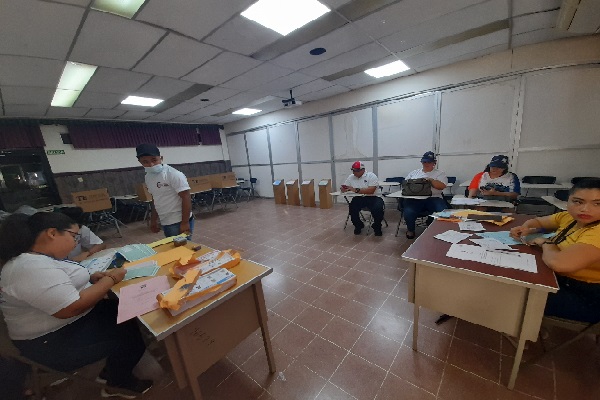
[0,213,152,398]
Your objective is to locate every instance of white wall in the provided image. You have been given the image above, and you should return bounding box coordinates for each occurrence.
[41,125,228,174]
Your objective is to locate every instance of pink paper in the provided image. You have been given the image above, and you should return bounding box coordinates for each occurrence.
[117,276,171,324]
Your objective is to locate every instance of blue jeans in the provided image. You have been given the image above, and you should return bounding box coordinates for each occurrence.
[403,197,447,232]
[13,300,146,386]
[162,216,195,238]
[545,275,600,323]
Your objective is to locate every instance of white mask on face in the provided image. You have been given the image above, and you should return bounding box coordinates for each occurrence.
[144,164,164,174]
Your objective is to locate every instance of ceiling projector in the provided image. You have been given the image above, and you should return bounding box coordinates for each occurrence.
[282,90,302,107]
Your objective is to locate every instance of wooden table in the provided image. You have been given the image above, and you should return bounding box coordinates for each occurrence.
[113,243,275,400]
[402,216,558,389]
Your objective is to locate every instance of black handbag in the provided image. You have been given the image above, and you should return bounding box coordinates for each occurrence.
[401,178,432,196]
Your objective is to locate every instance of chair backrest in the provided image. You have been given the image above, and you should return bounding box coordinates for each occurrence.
[385,177,404,183]
[447,176,457,184]
[250,178,257,184]
[554,189,569,201]
[571,176,596,185]
[522,176,556,184]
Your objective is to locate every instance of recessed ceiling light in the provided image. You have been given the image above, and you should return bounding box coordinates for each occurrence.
[51,61,97,107]
[310,47,326,56]
[241,0,330,36]
[121,96,163,107]
[91,0,146,19]
[232,108,261,115]
[365,60,410,78]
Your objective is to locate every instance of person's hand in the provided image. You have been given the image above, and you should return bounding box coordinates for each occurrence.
[150,221,160,233]
[180,220,191,234]
[105,268,126,284]
[529,237,549,247]
[90,272,105,284]
[480,188,495,196]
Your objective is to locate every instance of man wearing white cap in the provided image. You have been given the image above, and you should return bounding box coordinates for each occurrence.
[341,161,384,236]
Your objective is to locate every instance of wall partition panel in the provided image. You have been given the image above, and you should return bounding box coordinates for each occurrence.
[226,134,249,166]
[300,162,331,202]
[377,95,436,157]
[515,148,598,184]
[438,79,518,155]
[232,166,250,181]
[378,158,425,182]
[246,129,270,165]
[332,108,373,160]
[250,165,272,198]
[269,123,298,165]
[273,163,301,186]
[437,153,498,189]
[298,117,331,162]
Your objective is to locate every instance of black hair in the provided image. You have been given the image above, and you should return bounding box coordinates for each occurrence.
[58,206,85,225]
[569,177,600,195]
[0,212,75,263]
[484,164,508,175]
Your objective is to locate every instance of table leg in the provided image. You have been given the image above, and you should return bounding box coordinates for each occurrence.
[412,302,420,351]
[253,282,276,373]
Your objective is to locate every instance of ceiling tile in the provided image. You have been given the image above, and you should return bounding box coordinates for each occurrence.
[187,86,240,104]
[301,42,389,78]
[0,0,84,60]
[512,10,559,35]
[253,72,316,93]
[70,10,165,69]
[183,52,262,86]
[84,109,125,118]
[74,91,124,109]
[221,63,294,91]
[134,76,194,99]
[321,0,353,8]
[380,0,510,54]
[511,28,573,49]
[333,68,414,90]
[1,86,54,105]
[170,114,200,123]
[163,101,203,115]
[217,91,271,110]
[117,110,156,120]
[414,43,507,73]
[4,104,49,117]
[297,85,350,102]
[354,0,487,39]
[45,107,90,118]
[270,24,373,70]
[512,0,561,17]
[133,33,221,78]
[136,0,255,41]
[145,113,178,122]
[188,103,232,118]
[84,67,151,94]
[274,78,334,98]
[0,56,63,87]
[204,16,281,56]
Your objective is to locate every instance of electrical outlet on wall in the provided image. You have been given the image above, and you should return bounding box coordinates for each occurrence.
[77,177,83,183]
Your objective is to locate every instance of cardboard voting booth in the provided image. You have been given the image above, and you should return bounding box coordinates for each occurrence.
[188,176,211,193]
[300,179,316,207]
[273,180,286,204]
[318,179,333,209]
[208,172,237,189]
[286,179,300,206]
[135,183,153,202]
[71,188,112,213]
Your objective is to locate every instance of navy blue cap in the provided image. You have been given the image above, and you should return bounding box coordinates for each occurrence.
[489,155,509,168]
[420,151,436,163]
[136,143,160,158]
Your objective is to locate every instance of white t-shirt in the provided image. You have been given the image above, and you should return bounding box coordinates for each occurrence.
[0,253,91,340]
[405,168,448,198]
[144,164,191,226]
[68,225,103,259]
[344,171,381,195]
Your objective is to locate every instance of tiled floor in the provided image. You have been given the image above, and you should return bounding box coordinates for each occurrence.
[47,199,600,400]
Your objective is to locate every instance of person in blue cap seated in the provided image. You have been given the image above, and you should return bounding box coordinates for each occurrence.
[468,155,521,203]
[403,151,448,239]
[341,161,385,236]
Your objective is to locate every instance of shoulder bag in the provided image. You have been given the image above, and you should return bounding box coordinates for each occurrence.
[402,178,432,196]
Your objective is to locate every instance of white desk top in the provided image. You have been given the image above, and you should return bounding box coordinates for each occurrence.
[112,195,138,200]
[459,180,570,190]
[451,194,515,209]
[541,195,567,210]
[378,181,401,186]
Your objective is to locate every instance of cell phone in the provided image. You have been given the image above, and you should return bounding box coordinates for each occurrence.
[341,185,348,190]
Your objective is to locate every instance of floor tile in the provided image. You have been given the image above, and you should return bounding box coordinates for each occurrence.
[330,353,387,400]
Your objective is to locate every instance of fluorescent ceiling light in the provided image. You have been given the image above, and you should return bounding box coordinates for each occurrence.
[232,108,261,115]
[241,0,330,36]
[365,60,410,78]
[121,96,163,107]
[51,61,97,107]
[91,0,146,19]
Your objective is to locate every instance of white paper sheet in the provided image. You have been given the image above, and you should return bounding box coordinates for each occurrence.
[469,238,515,251]
[458,221,485,231]
[451,197,483,205]
[446,244,537,273]
[434,230,472,244]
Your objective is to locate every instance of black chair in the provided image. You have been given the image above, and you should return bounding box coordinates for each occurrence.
[394,197,430,237]
[382,177,404,194]
[516,197,555,216]
[554,189,569,201]
[571,177,596,185]
[240,178,258,200]
[522,176,556,196]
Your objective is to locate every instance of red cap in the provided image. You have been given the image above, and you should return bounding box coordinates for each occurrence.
[351,161,365,170]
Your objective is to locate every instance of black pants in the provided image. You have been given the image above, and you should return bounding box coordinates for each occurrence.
[545,275,600,323]
[349,196,384,229]
[13,300,146,386]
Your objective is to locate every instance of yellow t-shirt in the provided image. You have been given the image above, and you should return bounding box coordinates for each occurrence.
[550,211,600,283]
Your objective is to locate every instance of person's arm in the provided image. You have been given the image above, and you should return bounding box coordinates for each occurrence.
[428,174,447,190]
[358,186,377,195]
[69,243,107,262]
[534,242,600,273]
[52,269,126,319]
[509,215,559,240]
[149,202,160,233]
[178,189,192,234]
[480,187,519,199]
[468,172,484,198]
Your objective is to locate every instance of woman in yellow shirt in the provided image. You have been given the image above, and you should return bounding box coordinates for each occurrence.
[510,178,600,323]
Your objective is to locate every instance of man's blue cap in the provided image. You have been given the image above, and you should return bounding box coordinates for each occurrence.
[136,143,160,158]
[420,151,436,163]
[489,155,509,168]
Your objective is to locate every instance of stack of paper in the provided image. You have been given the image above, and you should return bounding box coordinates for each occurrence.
[446,244,537,273]
[118,244,157,261]
[80,251,117,274]
[458,221,485,231]
[124,261,160,281]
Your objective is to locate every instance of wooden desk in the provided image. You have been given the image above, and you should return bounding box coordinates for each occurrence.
[450,194,515,209]
[402,217,558,389]
[114,243,275,400]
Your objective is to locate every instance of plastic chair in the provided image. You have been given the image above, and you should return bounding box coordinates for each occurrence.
[240,178,258,200]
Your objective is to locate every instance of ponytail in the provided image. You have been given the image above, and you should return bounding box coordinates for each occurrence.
[0,212,75,263]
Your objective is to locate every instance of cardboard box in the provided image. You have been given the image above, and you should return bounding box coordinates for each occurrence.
[71,188,112,213]
[300,179,316,207]
[188,176,212,193]
[208,172,237,189]
[286,179,300,206]
[273,179,286,204]
[135,183,153,202]
[318,179,333,209]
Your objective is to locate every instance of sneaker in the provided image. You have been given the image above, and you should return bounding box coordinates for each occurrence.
[101,378,153,399]
[353,226,362,235]
[373,229,382,237]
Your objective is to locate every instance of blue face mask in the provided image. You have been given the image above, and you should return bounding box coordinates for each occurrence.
[144,164,164,174]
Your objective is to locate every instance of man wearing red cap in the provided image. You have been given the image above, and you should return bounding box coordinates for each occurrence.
[341,161,384,236]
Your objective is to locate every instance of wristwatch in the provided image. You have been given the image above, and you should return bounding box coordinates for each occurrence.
[355,188,360,193]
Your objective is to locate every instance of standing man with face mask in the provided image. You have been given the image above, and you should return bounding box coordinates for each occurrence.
[135,143,194,237]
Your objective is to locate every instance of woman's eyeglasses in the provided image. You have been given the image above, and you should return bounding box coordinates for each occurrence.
[63,230,81,243]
